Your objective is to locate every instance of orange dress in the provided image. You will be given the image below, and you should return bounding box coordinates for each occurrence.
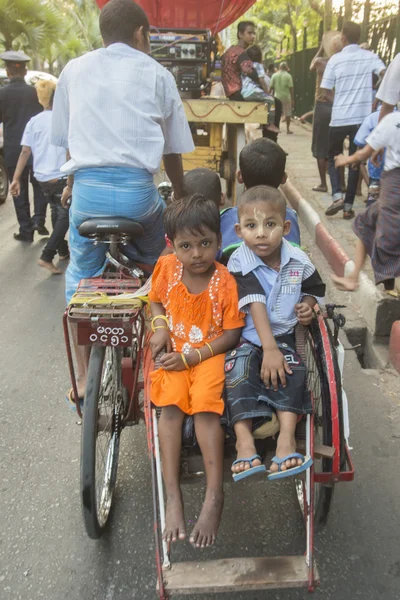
[149,254,245,415]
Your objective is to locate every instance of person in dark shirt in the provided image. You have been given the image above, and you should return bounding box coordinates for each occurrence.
[0,51,48,241]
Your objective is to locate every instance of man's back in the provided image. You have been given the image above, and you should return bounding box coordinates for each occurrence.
[0,79,42,166]
[321,45,385,126]
[52,43,193,174]
[221,45,250,98]
[271,70,293,101]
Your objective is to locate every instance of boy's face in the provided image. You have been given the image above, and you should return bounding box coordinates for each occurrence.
[172,226,221,275]
[235,200,291,261]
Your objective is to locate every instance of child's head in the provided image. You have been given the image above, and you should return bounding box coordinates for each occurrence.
[182,168,224,208]
[164,194,221,275]
[247,45,263,64]
[35,79,57,110]
[235,186,290,260]
[238,138,287,189]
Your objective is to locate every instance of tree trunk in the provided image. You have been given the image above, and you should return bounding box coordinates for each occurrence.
[361,0,371,42]
[324,0,332,32]
[344,0,352,22]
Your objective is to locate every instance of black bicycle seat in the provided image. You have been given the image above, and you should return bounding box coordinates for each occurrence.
[78,217,144,239]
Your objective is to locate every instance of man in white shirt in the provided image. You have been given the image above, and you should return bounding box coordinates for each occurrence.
[321,22,385,219]
[376,53,400,121]
[52,0,194,404]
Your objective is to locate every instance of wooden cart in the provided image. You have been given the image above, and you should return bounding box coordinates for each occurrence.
[181,98,269,204]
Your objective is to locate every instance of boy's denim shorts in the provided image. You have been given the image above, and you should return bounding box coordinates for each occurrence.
[223,335,312,434]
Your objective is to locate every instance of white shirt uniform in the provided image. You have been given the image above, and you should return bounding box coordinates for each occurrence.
[321,45,385,127]
[51,43,194,174]
[21,110,66,182]
[366,112,400,171]
[376,53,400,107]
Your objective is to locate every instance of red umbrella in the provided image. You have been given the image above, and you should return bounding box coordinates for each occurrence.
[95,0,256,33]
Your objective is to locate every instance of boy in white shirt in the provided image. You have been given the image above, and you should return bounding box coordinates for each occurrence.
[10,80,69,274]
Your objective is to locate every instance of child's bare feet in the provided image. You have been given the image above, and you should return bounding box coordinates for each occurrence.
[190,488,224,548]
[38,259,62,274]
[231,441,261,474]
[163,491,186,543]
[269,432,302,473]
[331,274,359,292]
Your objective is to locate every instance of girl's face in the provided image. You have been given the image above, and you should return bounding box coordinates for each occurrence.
[172,226,221,275]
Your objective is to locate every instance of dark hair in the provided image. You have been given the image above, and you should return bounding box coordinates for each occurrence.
[182,168,221,207]
[267,63,275,72]
[247,45,262,63]
[239,138,287,189]
[237,185,287,219]
[237,21,255,38]
[164,194,221,241]
[6,64,27,78]
[342,21,361,44]
[99,0,149,46]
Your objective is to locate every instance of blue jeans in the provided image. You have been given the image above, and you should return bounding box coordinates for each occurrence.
[328,124,360,211]
[65,167,166,304]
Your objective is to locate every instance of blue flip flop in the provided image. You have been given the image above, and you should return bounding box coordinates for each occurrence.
[65,388,84,412]
[267,453,313,481]
[232,454,266,482]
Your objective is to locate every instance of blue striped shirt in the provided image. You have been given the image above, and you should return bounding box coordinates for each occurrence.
[321,45,385,127]
[228,239,325,344]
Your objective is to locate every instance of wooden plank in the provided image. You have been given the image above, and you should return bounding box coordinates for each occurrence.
[183,98,268,124]
[297,440,336,459]
[162,556,319,595]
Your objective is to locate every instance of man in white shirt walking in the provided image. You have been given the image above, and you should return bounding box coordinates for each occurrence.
[321,22,385,219]
[51,0,194,404]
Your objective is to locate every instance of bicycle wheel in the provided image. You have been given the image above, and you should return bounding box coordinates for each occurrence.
[295,316,344,529]
[81,345,123,539]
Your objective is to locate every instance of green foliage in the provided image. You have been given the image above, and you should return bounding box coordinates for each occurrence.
[0,0,101,73]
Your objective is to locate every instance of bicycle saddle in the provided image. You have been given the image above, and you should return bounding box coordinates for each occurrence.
[78,217,144,238]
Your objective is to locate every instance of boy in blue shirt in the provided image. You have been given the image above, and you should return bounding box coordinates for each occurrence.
[354,107,385,206]
[225,186,325,481]
[181,138,301,261]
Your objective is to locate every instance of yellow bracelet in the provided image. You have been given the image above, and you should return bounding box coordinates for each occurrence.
[151,315,169,332]
[181,353,190,370]
[153,325,168,330]
[195,348,202,364]
[205,342,214,357]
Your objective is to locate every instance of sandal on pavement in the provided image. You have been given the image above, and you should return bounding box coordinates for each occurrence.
[325,199,344,216]
[312,185,328,193]
[267,453,313,481]
[65,388,84,412]
[232,454,266,482]
[343,210,355,220]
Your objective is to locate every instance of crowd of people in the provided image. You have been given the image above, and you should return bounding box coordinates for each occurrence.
[0,0,399,549]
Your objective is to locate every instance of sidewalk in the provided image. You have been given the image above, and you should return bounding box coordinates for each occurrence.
[276,120,400,365]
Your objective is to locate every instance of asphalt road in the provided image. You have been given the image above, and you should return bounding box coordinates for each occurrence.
[1,197,400,600]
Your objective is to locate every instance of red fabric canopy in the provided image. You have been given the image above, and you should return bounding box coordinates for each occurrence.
[95,0,257,33]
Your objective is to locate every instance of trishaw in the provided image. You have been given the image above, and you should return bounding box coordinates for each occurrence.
[63,0,355,596]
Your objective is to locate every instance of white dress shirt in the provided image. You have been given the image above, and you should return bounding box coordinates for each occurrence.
[21,110,66,181]
[367,112,400,171]
[376,53,400,107]
[321,45,385,127]
[51,43,194,174]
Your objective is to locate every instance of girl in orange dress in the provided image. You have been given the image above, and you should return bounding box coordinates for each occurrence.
[149,194,244,549]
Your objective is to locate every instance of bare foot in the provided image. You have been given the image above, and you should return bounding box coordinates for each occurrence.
[312,185,328,193]
[287,130,293,134]
[231,441,261,474]
[266,123,280,134]
[331,274,359,292]
[190,488,224,548]
[163,491,186,543]
[38,259,62,274]
[269,432,302,473]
